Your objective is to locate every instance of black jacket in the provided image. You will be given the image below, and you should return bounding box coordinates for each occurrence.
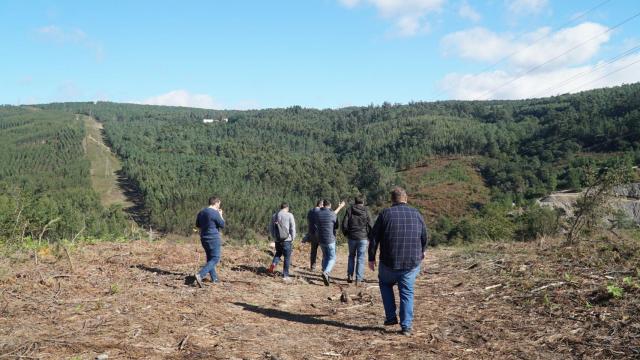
[341,204,372,240]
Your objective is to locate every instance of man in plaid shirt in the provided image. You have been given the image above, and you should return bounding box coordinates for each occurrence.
[369,187,428,336]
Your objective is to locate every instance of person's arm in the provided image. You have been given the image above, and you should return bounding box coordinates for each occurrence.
[341,209,350,236]
[213,210,225,229]
[290,214,296,241]
[333,201,346,214]
[420,217,428,257]
[195,213,201,229]
[368,212,383,270]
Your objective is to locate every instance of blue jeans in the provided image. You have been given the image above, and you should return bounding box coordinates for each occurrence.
[198,238,221,281]
[378,263,421,331]
[347,239,368,281]
[320,242,336,274]
[272,241,293,277]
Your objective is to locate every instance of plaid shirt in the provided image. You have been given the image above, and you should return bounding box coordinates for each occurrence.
[368,203,428,270]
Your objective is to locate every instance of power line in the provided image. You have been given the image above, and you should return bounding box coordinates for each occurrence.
[433,0,614,100]
[474,9,640,100]
[476,0,613,75]
[564,56,640,94]
[531,44,640,98]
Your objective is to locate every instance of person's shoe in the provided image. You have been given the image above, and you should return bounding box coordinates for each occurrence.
[310,264,316,271]
[321,272,330,286]
[401,328,413,336]
[384,318,399,326]
[347,275,353,284]
[283,276,292,282]
[194,274,203,288]
[267,263,276,274]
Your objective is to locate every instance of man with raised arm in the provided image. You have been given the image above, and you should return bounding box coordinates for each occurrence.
[313,199,346,285]
[368,187,428,336]
[194,196,225,288]
[307,199,346,271]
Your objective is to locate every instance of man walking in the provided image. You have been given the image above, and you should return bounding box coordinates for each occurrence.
[306,200,323,271]
[194,196,225,288]
[314,199,343,285]
[307,199,346,271]
[268,202,296,281]
[368,187,428,336]
[342,196,372,285]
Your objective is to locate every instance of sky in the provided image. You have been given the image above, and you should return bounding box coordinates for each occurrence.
[1,0,640,109]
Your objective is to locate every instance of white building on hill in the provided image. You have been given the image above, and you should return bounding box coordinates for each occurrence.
[203,118,228,124]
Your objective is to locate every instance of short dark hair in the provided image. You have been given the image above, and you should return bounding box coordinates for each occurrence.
[390,187,407,203]
[280,202,289,209]
[208,196,221,206]
[354,196,364,205]
[322,199,331,207]
[315,200,323,207]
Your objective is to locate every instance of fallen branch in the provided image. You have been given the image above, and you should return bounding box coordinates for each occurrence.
[177,335,189,350]
[531,282,565,293]
[484,284,503,291]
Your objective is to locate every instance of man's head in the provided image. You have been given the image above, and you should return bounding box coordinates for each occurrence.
[354,196,364,205]
[322,199,331,208]
[280,202,289,212]
[315,200,323,208]
[390,187,408,204]
[208,196,221,208]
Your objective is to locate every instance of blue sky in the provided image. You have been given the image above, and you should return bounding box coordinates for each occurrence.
[1,0,639,109]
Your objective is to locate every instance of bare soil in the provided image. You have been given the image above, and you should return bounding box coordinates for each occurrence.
[1,235,638,359]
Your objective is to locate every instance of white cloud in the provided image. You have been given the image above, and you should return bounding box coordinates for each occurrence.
[139,90,222,109]
[338,0,445,37]
[458,1,481,22]
[506,0,548,15]
[441,22,610,69]
[35,25,104,61]
[440,54,640,100]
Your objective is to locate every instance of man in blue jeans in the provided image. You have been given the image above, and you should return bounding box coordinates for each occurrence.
[341,196,373,285]
[194,196,225,288]
[267,202,296,281]
[369,187,428,336]
[313,199,340,286]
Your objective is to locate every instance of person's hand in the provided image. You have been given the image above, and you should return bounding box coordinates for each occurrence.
[339,201,346,207]
[368,261,376,271]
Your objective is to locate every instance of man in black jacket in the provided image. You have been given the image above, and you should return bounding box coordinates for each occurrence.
[341,196,372,285]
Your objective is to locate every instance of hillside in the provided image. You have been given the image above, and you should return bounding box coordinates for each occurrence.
[34,83,640,243]
[1,235,638,359]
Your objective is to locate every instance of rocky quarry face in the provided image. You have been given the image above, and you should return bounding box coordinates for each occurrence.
[537,182,640,224]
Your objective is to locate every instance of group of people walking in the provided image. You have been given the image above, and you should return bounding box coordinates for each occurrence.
[193,187,428,336]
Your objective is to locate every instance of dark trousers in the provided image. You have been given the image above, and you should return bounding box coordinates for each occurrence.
[272,241,293,277]
[309,240,319,269]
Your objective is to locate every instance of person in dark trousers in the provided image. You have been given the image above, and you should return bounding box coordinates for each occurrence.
[194,196,225,288]
[307,199,346,271]
[305,200,323,271]
[342,196,373,285]
[267,202,296,281]
[313,199,343,285]
[368,187,428,336]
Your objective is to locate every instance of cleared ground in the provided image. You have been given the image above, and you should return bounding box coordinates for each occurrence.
[1,234,638,359]
[83,115,133,209]
[399,157,490,221]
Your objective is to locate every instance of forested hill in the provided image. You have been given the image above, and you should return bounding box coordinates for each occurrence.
[36,83,640,242]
